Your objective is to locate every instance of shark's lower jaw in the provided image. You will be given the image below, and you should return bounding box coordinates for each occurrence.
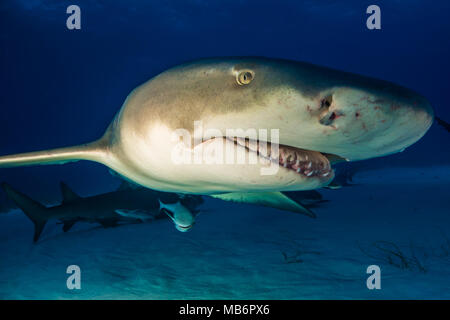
[231,137,336,179]
[278,146,333,178]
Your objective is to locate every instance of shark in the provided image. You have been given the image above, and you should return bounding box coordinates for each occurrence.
[0,57,434,216]
[158,200,198,232]
[1,181,204,242]
[1,180,328,241]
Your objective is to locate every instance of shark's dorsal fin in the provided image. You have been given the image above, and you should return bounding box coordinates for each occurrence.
[210,191,316,218]
[60,181,81,203]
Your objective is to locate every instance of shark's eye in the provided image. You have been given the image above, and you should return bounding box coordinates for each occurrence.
[236,70,254,85]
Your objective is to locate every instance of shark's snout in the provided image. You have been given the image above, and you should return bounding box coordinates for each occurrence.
[312,86,434,161]
[374,96,434,154]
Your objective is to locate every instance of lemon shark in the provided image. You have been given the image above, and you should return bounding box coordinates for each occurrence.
[0,57,434,217]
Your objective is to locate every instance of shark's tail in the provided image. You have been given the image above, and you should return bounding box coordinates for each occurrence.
[1,183,50,242]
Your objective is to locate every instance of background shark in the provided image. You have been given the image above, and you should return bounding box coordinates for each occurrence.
[2,180,329,242]
[1,181,204,242]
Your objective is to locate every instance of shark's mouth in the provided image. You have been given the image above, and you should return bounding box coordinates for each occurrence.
[230,137,337,178]
[175,223,194,232]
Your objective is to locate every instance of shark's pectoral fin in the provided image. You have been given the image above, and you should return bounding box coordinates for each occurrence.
[210,192,316,218]
[0,127,113,169]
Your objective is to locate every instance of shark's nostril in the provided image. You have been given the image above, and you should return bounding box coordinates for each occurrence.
[320,95,333,109]
[329,112,336,121]
[319,111,337,126]
[318,95,336,125]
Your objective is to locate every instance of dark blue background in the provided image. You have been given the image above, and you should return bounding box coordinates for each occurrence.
[0,0,449,201]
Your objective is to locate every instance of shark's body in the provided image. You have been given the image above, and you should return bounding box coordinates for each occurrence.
[0,57,434,214]
[1,182,203,242]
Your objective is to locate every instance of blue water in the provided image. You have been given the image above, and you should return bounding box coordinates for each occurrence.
[0,0,449,299]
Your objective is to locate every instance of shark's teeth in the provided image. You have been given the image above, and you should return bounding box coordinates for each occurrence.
[229,136,333,179]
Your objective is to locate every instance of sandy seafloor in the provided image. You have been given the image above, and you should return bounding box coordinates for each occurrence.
[0,166,449,299]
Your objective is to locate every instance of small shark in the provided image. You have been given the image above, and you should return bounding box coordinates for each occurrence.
[0,57,434,218]
[159,200,198,232]
[1,181,203,242]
